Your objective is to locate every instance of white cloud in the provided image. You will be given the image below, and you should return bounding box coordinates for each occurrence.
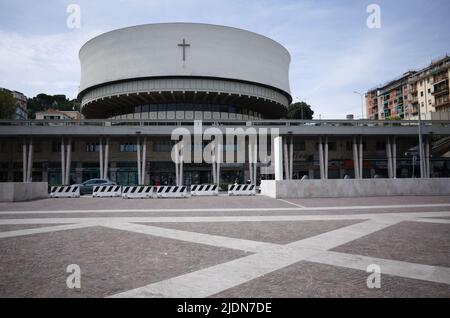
[0,28,103,99]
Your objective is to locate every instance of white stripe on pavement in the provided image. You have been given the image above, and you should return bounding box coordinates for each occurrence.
[0,223,97,239]
[287,218,400,250]
[0,203,449,215]
[110,248,322,298]
[306,250,450,285]
[1,211,450,226]
[410,218,450,224]
[277,199,305,208]
[102,222,277,253]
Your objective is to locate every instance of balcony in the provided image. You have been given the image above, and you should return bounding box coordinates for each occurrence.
[433,86,449,96]
[407,104,419,115]
[433,72,449,84]
[436,95,450,108]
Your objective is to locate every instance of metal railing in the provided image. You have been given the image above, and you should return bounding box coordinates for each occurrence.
[0,118,449,128]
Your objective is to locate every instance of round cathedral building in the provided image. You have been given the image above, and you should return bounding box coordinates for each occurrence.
[78,23,292,120]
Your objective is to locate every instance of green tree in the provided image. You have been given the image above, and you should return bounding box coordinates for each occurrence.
[71,99,81,112]
[27,94,80,118]
[0,90,16,119]
[285,101,314,120]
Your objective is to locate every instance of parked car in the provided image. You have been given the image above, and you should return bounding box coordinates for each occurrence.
[78,178,116,195]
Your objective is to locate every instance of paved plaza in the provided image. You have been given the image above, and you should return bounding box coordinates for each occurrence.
[0,195,449,298]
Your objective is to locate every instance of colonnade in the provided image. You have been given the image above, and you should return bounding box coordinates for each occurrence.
[20,134,433,185]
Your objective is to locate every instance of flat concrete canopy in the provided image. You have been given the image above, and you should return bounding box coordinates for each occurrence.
[1,119,449,137]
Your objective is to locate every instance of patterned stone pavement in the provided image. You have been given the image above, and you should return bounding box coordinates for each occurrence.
[0,195,449,298]
[212,261,450,298]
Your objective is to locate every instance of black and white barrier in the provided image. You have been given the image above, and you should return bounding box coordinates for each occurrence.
[156,186,189,198]
[50,185,81,198]
[93,185,122,197]
[228,184,256,196]
[190,184,219,196]
[122,186,154,199]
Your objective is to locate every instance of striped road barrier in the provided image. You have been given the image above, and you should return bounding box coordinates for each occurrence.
[190,184,219,196]
[122,186,154,199]
[156,186,189,198]
[50,185,81,198]
[228,184,256,196]
[93,185,122,197]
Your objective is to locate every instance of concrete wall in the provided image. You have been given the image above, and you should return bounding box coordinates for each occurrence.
[0,182,48,202]
[261,178,450,198]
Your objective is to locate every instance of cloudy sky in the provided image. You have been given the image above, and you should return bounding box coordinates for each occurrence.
[1,0,449,118]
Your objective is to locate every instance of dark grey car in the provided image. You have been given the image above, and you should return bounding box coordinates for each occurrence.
[79,178,116,195]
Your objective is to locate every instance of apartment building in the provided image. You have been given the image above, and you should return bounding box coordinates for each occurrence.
[406,56,450,119]
[366,55,450,120]
[0,88,28,120]
[366,73,412,120]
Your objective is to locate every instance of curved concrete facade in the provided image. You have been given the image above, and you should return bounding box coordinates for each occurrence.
[79,23,292,119]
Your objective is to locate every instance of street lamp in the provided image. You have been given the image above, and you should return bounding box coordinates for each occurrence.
[353,91,364,119]
[417,95,425,178]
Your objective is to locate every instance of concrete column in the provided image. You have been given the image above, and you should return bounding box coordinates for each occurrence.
[425,136,430,178]
[283,139,289,180]
[99,138,104,180]
[359,136,363,179]
[216,143,221,187]
[211,140,216,184]
[180,140,184,186]
[386,136,393,179]
[141,137,146,184]
[289,136,293,180]
[136,136,141,185]
[353,136,359,179]
[249,139,253,184]
[393,137,397,179]
[147,142,152,185]
[27,138,33,182]
[324,136,329,179]
[61,137,65,185]
[318,136,324,179]
[418,123,425,178]
[428,138,432,177]
[22,139,27,183]
[175,142,179,186]
[253,141,258,185]
[66,137,72,185]
[104,137,110,179]
[273,136,283,181]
